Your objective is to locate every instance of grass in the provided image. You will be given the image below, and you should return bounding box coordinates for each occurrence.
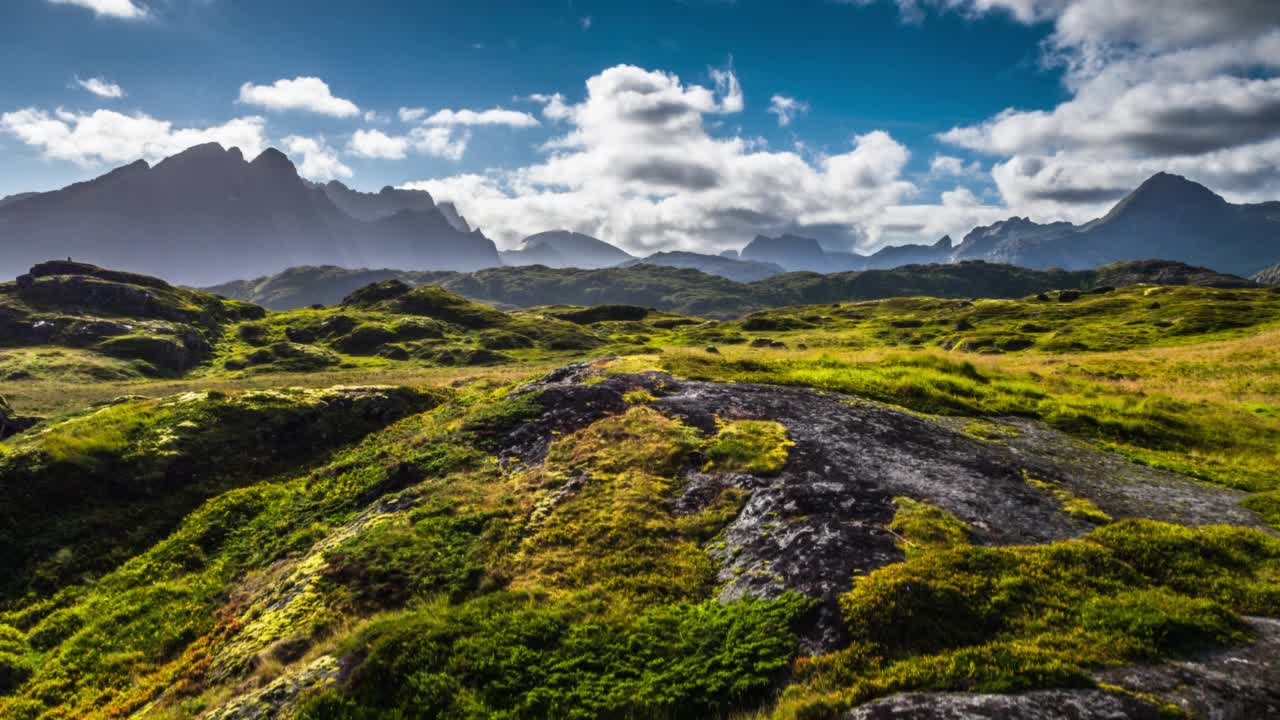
[702,419,794,475]
[772,513,1280,719]
[5,272,1280,719]
[657,337,1280,492]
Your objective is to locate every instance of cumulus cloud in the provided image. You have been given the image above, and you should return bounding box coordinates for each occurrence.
[403,64,917,254]
[47,0,148,20]
[237,77,360,118]
[408,126,470,161]
[580,16,592,30]
[348,128,410,160]
[347,126,469,161]
[281,135,352,181]
[767,95,808,127]
[928,154,982,179]
[76,76,125,99]
[0,107,267,166]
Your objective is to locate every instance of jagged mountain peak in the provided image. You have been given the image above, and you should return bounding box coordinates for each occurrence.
[1104,172,1228,219]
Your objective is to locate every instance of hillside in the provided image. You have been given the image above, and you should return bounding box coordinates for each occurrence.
[208,259,1255,318]
[620,251,787,282]
[205,265,456,311]
[3,260,1280,719]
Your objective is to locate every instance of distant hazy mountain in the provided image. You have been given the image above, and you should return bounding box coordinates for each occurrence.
[500,230,635,269]
[621,251,786,282]
[864,236,952,269]
[0,143,500,285]
[735,174,1280,277]
[948,174,1280,275]
[740,234,832,272]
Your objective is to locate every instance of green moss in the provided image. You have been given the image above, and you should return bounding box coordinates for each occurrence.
[1242,491,1280,532]
[320,507,496,610]
[778,520,1280,718]
[888,498,971,558]
[701,419,794,475]
[0,386,443,602]
[96,334,191,372]
[1024,472,1113,525]
[298,592,812,720]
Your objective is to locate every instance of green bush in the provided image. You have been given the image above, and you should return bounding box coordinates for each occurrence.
[298,592,812,720]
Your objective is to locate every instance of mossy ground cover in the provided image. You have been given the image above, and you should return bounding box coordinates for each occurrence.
[4,271,1280,719]
[771,505,1280,719]
[658,334,1280,492]
[0,381,807,720]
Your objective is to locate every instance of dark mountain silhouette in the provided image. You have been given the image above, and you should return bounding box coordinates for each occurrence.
[736,174,1280,277]
[500,230,634,269]
[620,251,786,282]
[0,193,38,209]
[436,202,472,233]
[740,234,833,271]
[0,143,500,286]
[320,181,438,222]
[863,235,953,269]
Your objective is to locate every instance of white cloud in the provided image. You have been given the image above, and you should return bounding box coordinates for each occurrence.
[47,0,148,20]
[0,107,267,166]
[527,93,572,121]
[237,77,360,118]
[409,126,470,161]
[837,1,1280,219]
[76,76,125,99]
[281,135,352,181]
[580,16,592,30]
[423,107,540,128]
[403,64,917,254]
[767,95,808,127]
[348,128,410,160]
[398,106,427,123]
[928,154,982,179]
[347,126,469,161]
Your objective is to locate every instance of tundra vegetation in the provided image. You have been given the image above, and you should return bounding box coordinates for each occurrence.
[1,261,1279,719]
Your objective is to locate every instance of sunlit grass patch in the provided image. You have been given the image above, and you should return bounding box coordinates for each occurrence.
[703,419,794,475]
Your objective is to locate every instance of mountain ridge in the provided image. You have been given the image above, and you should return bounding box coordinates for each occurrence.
[0,143,500,286]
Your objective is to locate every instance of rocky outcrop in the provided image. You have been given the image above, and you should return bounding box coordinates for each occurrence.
[491,364,1266,653]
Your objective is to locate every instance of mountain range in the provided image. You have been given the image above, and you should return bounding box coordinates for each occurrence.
[0,143,499,286]
[743,174,1280,276]
[3,143,1279,286]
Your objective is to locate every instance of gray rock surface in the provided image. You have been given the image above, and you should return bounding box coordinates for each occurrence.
[503,364,1265,651]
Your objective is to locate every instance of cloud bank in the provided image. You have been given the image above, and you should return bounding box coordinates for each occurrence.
[406,65,922,253]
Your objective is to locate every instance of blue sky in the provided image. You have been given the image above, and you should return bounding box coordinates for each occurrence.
[3,1,1279,253]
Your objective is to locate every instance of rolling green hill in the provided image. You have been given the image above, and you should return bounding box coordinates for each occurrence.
[3,259,1280,719]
